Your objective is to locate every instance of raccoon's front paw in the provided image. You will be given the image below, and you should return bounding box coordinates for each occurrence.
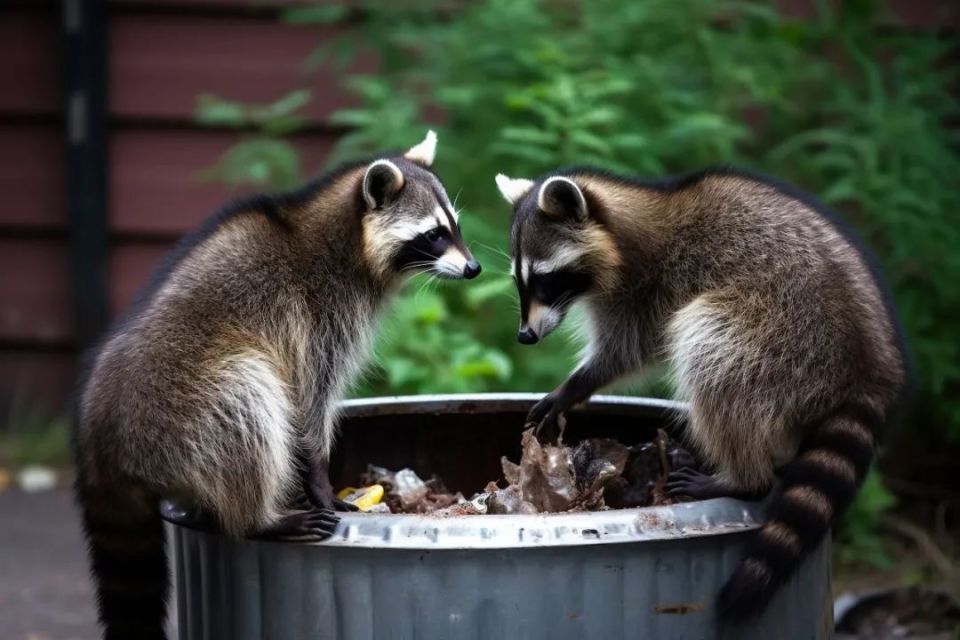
[253,509,340,542]
[526,393,565,444]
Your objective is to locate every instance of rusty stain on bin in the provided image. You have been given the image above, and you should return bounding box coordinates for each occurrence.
[164,393,833,640]
[654,602,706,615]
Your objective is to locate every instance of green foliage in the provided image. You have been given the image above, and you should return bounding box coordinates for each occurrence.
[837,468,898,568]
[198,0,959,542]
[357,288,513,394]
[195,91,311,188]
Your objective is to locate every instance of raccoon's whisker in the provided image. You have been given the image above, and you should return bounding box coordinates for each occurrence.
[413,276,433,303]
[400,260,435,273]
[553,291,576,310]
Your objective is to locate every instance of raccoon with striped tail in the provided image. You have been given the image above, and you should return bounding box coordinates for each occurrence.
[495,167,907,621]
[74,131,480,640]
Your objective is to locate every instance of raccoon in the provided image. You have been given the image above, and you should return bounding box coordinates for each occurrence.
[75,131,480,639]
[496,167,907,620]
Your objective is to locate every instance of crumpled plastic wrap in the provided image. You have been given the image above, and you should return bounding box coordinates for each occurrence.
[483,481,538,515]
[348,427,698,515]
[502,428,580,512]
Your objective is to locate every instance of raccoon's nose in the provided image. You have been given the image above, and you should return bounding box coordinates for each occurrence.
[463,260,482,279]
[517,327,539,345]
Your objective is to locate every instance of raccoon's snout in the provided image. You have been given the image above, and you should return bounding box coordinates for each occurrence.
[517,327,539,345]
[464,259,482,279]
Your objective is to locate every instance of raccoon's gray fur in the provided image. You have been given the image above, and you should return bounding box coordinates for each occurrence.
[75,132,479,640]
[496,167,907,621]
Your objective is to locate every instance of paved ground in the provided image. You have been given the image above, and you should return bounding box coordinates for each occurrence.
[0,488,99,640]
[0,488,181,640]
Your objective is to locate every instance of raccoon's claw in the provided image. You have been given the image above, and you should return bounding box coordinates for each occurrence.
[533,412,563,445]
[527,394,566,444]
[526,394,557,426]
[253,509,340,542]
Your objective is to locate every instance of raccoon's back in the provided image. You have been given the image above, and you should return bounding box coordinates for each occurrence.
[670,174,906,402]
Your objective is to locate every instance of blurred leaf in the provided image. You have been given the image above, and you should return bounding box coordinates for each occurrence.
[200,137,301,188]
[266,89,312,117]
[838,469,897,568]
[463,276,514,307]
[284,5,348,25]
[195,94,248,128]
[455,349,512,380]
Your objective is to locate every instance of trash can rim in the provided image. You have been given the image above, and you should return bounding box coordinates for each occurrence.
[162,393,768,549]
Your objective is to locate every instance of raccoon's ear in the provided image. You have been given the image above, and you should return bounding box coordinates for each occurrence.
[404,130,438,167]
[362,159,405,210]
[538,176,588,221]
[495,174,534,205]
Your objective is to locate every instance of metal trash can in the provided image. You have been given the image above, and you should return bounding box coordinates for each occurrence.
[165,394,833,640]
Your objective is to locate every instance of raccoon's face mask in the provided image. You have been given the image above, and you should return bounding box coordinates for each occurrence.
[497,175,596,345]
[360,131,480,281]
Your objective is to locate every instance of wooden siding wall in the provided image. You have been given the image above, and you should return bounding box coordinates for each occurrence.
[0,0,956,414]
[0,0,358,410]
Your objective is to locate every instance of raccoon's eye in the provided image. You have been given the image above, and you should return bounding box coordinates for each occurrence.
[425,227,442,242]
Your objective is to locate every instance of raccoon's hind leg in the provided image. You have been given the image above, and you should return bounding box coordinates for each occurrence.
[666,468,769,501]
[192,352,342,540]
[291,450,358,512]
[253,508,341,541]
[665,292,782,502]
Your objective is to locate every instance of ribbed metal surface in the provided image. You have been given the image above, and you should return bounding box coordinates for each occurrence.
[166,394,833,640]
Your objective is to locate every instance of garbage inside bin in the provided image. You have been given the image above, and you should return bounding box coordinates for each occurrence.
[343,425,701,515]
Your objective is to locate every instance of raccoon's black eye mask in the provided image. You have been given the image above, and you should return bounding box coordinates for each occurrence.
[392,226,451,271]
[525,269,593,308]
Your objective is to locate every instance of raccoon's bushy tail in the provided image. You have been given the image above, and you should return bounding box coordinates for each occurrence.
[78,482,169,640]
[718,406,877,621]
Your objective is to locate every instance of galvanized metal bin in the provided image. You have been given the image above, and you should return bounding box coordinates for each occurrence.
[164,394,833,640]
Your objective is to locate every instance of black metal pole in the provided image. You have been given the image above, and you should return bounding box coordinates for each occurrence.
[63,0,109,349]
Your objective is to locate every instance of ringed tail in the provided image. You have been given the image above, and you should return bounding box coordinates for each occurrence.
[717,405,877,620]
[78,482,169,640]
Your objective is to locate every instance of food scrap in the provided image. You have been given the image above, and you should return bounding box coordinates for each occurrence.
[340,428,700,515]
[336,484,386,512]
